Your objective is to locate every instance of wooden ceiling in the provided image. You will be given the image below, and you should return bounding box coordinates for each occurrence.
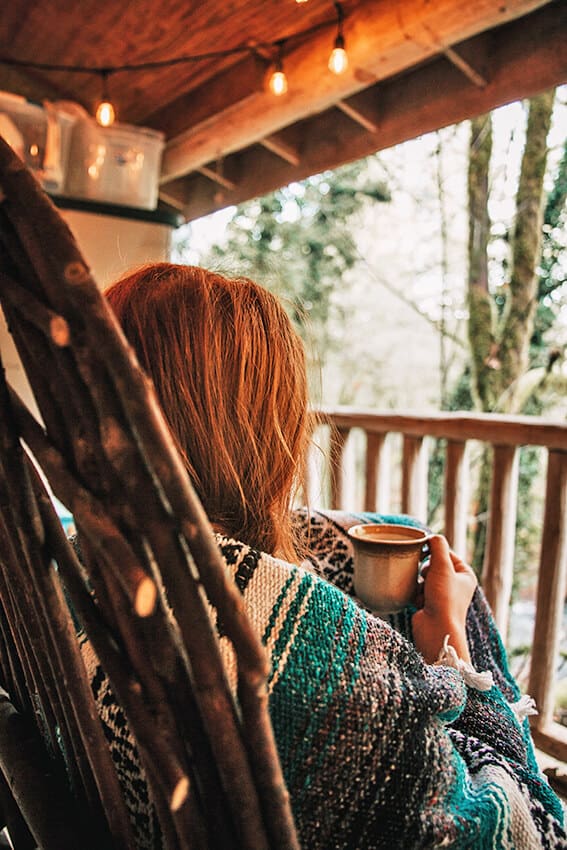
[1,0,566,222]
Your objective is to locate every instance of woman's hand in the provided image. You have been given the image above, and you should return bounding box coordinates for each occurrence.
[411,535,477,664]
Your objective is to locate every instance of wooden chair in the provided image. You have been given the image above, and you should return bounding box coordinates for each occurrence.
[0,137,299,850]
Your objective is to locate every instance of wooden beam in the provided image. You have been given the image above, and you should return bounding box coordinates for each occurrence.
[165,3,567,222]
[161,0,551,182]
[335,100,379,134]
[258,135,300,166]
[144,54,268,140]
[0,66,80,106]
[154,185,187,213]
[442,46,488,87]
[196,165,236,191]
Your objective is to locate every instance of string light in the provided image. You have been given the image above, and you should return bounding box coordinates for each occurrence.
[95,70,116,127]
[268,41,288,96]
[328,2,348,74]
[0,2,350,113]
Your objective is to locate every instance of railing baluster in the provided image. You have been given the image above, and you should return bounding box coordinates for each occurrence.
[481,444,519,637]
[329,426,350,510]
[401,435,428,521]
[364,432,388,513]
[444,439,468,555]
[529,450,567,734]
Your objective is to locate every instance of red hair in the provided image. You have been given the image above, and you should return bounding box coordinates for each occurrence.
[106,263,308,560]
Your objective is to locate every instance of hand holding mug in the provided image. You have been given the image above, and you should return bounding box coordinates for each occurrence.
[411,535,477,664]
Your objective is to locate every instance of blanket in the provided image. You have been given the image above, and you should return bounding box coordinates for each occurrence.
[79,509,566,849]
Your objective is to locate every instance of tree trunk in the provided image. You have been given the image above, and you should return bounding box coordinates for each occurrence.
[467,113,497,411]
[466,92,555,571]
[498,90,556,412]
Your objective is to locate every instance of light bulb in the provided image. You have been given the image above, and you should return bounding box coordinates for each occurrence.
[269,69,288,96]
[329,37,348,74]
[96,100,115,127]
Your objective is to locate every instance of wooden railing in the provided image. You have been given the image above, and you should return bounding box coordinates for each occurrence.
[309,407,567,763]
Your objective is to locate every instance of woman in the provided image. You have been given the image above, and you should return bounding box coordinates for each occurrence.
[91,262,564,848]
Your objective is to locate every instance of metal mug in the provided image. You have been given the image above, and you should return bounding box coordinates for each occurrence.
[347,523,431,615]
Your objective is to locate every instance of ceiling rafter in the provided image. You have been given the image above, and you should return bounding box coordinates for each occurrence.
[163,1,566,222]
[441,46,488,88]
[160,0,552,184]
[258,135,301,166]
[0,0,563,224]
[335,99,379,134]
[196,165,236,191]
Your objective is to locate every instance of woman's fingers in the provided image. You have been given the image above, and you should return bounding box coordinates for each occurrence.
[425,535,454,576]
[426,535,476,580]
[412,533,476,663]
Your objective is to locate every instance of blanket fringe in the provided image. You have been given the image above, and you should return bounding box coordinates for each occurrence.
[510,694,538,720]
[435,635,494,692]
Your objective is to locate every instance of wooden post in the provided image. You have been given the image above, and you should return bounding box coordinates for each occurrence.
[363,432,388,513]
[444,439,468,556]
[401,435,428,521]
[529,450,567,731]
[481,444,519,637]
[329,426,350,510]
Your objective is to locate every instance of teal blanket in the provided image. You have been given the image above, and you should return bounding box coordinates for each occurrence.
[79,509,566,848]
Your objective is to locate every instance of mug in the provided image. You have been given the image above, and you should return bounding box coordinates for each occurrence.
[347,523,431,615]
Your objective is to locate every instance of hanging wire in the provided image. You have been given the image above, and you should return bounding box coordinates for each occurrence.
[329,2,348,74]
[0,5,347,79]
[268,40,289,96]
[95,70,116,127]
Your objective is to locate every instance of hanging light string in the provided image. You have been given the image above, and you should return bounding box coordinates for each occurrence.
[0,2,349,120]
[329,2,348,74]
[95,69,116,127]
[268,40,289,97]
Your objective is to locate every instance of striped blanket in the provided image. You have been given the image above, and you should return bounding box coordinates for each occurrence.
[80,509,566,849]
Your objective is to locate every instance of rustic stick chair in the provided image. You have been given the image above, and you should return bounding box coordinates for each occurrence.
[0,138,299,850]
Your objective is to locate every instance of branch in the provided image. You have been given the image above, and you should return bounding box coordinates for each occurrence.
[354,247,467,350]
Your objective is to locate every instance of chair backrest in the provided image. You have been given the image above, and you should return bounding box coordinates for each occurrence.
[0,137,299,850]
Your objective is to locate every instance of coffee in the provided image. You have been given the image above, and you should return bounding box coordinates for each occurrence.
[347,523,431,615]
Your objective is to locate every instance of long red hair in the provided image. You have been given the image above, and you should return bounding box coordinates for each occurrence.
[106,263,308,560]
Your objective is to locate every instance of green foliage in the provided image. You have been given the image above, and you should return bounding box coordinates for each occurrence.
[202,161,389,360]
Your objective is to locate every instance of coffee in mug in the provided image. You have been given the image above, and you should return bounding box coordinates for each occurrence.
[347,523,431,615]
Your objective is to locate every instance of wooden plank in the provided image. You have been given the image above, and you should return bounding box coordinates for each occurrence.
[401,435,428,521]
[329,426,350,510]
[443,439,468,555]
[170,3,567,219]
[161,0,552,181]
[144,54,268,140]
[481,445,519,636]
[528,450,567,729]
[442,46,487,87]
[335,100,379,134]
[531,723,567,766]
[363,432,388,512]
[196,166,236,191]
[314,409,567,452]
[259,136,300,166]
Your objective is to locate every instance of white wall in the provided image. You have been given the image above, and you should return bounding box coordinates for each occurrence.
[61,208,172,290]
[1,208,173,415]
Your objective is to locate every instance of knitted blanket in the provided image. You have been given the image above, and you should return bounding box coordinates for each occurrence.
[79,509,566,849]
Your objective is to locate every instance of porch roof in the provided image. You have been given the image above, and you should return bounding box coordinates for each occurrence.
[1,0,565,222]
